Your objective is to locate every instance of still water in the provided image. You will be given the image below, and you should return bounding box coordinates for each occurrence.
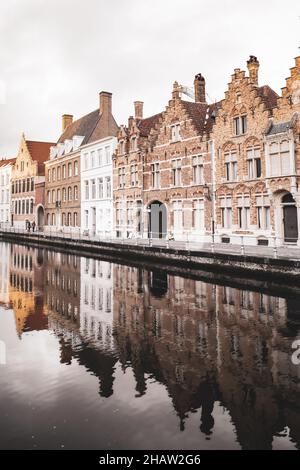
[0,241,299,450]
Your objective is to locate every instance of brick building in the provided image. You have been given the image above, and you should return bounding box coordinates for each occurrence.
[113,75,220,241]
[11,134,54,229]
[45,91,118,233]
[212,55,300,247]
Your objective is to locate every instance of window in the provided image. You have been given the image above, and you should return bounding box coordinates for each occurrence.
[234,115,247,135]
[52,189,55,203]
[173,201,182,232]
[91,179,96,199]
[256,194,270,230]
[131,137,137,151]
[171,124,181,142]
[48,170,51,182]
[220,197,232,228]
[52,213,56,226]
[26,178,30,192]
[31,178,34,191]
[57,166,61,180]
[74,186,78,200]
[106,176,111,198]
[237,195,250,229]
[127,201,134,227]
[269,140,290,176]
[62,213,66,225]
[62,165,66,179]
[225,152,237,181]
[62,188,66,202]
[85,181,89,200]
[192,155,204,184]
[57,189,61,202]
[118,167,126,188]
[105,146,110,164]
[193,199,204,230]
[68,187,72,201]
[247,147,261,179]
[171,159,181,186]
[85,210,88,228]
[74,160,78,176]
[21,161,24,171]
[26,199,29,214]
[97,149,103,166]
[30,199,33,214]
[67,212,72,226]
[74,212,78,227]
[47,191,51,204]
[68,162,72,177]
[98,178,103,198]
[131,164,138,186]
[91,151,95,168]
[119,140,125,155]
[150,163,160,188]
[84,153,89,169]
[52,168,56,182]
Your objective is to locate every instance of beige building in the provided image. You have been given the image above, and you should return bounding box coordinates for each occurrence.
[11,134,54,229]
[45,91,118,232]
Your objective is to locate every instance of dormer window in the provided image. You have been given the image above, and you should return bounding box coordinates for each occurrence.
[131,137,137,151]
[234,115,247,135]
[119,140,125,155]
[171,124,181,142]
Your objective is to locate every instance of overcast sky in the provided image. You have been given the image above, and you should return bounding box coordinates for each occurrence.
[0,0,299,156]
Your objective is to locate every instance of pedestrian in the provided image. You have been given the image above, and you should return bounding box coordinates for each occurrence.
[32,221,36,232]
[28,222,31,233]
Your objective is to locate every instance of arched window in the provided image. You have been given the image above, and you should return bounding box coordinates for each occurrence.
[30,199,34,214]
[47,191,51,204]
[74,212,78,226]
[67,212,72,226]
[62,213,66,225]
[47,213,50,225]
[52,167,56,182]
[52,189,55,203]
[68,187,72,201]
[57,189,61,202]
[26,199,29,214]
[62,188,66,202]
[51,213,56,225]
[74,186,78,200]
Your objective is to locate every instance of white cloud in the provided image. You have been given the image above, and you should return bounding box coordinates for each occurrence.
[0,0,299,156]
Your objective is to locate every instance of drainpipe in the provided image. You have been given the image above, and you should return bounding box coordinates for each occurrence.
[209,139,216,244]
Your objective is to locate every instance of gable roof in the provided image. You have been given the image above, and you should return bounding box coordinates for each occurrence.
[0,157,16,167]
[58,108,119,146]
[26,140,55,175]
[181,100,222,134]
[137,112,163,137]
[257,85,279,110]
[266,120,294,136]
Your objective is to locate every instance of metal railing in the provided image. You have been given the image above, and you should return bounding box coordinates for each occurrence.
[0,226,300,260]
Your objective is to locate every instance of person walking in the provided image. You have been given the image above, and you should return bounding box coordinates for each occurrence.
[28,222,31,233]
[32,221,36,232]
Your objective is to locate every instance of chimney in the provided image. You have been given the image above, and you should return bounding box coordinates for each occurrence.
[99,91,112,115]
[194,73,206,103]
[134,101,143,119]
[247,55,259,86]
[62,114,73,132]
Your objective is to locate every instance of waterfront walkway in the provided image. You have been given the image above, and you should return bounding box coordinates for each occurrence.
[1,227,300,261]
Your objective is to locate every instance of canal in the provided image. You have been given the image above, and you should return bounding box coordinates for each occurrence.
[0,241,299,450]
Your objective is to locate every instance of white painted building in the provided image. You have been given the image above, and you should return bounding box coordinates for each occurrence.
[0,159,15,228]
[80,136,117,237]
[80,257,114,352]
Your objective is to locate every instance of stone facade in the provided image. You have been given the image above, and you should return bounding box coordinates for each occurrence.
[113,76,219,241]
[11,134,54,230]
[0,158,15,228]
[212,55,300,247]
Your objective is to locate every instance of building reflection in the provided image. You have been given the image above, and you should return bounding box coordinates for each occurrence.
[7,244,47,336]
[3,244,300,449]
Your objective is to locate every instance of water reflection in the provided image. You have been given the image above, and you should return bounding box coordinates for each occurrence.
[0,242,299,450]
